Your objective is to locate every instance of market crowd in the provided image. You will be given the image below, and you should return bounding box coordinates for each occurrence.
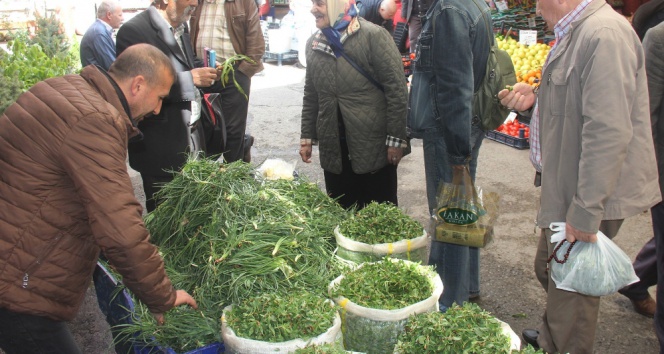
[1,0,664,352]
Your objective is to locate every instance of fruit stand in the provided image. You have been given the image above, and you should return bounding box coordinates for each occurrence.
[485,6,552,149]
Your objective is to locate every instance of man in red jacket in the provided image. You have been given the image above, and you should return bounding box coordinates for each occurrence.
[0,44,197,354]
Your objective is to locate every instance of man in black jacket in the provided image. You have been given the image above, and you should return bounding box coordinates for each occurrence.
[116,0,218,212]
[357,0,397,33]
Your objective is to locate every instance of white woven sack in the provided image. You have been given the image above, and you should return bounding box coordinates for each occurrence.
[334,226,428,258]
[327,259,444,322]
[221,304,342,354]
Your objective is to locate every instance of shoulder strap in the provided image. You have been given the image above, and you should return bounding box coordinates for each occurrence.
[339,51,385,92]
[470,0,494,46]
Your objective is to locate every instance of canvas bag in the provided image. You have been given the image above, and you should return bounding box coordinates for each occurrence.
[470,0,517,131]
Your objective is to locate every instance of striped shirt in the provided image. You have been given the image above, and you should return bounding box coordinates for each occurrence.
[529,0,592,172]
[196,0,237,63]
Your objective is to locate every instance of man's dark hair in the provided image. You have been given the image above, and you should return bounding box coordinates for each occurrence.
[108,44,175,85]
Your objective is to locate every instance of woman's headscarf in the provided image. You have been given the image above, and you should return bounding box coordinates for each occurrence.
[321,0,358,57]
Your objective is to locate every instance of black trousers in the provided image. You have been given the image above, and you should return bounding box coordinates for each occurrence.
[652,202,664,353]
[323,139,398,210]
[141,121,205,213]
[207,70,251,163]
[619,236,657,301]
[0,307,82,354]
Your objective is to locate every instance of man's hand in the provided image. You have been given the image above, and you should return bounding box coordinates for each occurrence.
[299,143,312,163]
[191,67,218,87]
[151,289,198,325]
[565,223,598,243]
[497,82,537,112]
[387,146,404,166]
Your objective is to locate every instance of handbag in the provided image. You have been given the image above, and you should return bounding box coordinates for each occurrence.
[200,92,227,157]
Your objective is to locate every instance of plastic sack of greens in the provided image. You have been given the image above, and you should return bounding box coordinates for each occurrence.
[334,202,428,263]
[434,166,499,248]
[548,222,639,296]
[221,291,342,354]
[328,259,444,354]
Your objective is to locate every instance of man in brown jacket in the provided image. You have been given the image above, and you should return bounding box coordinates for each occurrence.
[0,44,197,354]
[190,0,265,162]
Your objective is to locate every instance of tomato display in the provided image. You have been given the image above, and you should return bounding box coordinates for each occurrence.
[495,118,530,139]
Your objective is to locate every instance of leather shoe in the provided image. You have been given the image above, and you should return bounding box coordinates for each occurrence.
[242,134,254,163]
[630,295,656,318]
[522,329,540,350]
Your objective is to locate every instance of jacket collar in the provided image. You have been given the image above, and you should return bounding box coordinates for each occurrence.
[146,6,193,68]
[79,65,142,141]
[312,17,362,58]
[546,0,609,68]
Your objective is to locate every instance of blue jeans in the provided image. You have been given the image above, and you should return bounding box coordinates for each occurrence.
[0,307,82,354]
[424,125,484,309]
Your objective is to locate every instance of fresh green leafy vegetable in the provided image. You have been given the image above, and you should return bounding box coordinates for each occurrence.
[293,342,348,353]
[395,303,543,353]
[226,291,337,342]
[330,259,433,310]
[338,201,423,244]
[114,158,349,351]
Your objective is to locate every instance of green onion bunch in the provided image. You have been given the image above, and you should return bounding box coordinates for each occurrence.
[338,201,423,244]
[116,158,349,351]
[330,259,434,310]
[225,291,337,342]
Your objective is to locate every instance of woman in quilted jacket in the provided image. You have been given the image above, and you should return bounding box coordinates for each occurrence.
[299,0,408,209]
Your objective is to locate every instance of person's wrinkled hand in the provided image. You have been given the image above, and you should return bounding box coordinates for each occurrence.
[497,82,537,112]
[300,143,312,163]
[151,289,198,325]
[565,223,598,243]
[191,67,218,87]
[387,146,404,166]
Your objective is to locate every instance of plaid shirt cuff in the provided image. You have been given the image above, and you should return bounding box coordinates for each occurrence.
[386,136,408,148]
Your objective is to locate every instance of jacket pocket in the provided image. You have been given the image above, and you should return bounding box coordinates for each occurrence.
[548,67,572,117]
[414,32,433,71]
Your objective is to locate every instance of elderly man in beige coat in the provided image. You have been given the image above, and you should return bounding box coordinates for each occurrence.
[498,0,661,352]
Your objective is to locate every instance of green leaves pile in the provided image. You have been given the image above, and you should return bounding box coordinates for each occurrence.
[330,259,433,310]
[294,343,347,353]
[117,159,348,352]
[226,291,337,342]
[394,303,544,353]
[338,202,423,244]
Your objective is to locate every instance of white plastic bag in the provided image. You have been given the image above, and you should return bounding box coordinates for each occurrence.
[257,158,296,180]
[548,222,639,296]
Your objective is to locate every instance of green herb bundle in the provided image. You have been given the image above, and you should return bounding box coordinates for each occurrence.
[338,202,423,244]
[394,303,542,353]
[330,259,433,310]
[116,158,349,351]
[225,291,337,342]
[293,343,348,354]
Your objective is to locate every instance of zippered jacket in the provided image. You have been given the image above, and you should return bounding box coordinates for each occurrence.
[0,66,176,321]
[536,0,661,232]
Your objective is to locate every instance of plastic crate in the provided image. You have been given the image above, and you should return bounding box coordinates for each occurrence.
[485,129,529,149]
[93,263,224,354]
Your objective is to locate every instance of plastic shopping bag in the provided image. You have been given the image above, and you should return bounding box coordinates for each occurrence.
[434,165,500,248]
[548,222,639,296]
